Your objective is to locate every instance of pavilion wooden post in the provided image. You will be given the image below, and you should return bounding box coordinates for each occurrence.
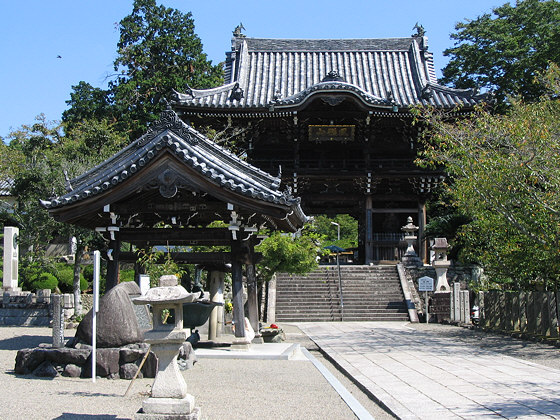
[105,234,121,291]
[246,242,262,343]
[230,239,247,342]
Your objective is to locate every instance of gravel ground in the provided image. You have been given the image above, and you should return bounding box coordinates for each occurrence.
[0,325,393,420]
[2,323,557,420]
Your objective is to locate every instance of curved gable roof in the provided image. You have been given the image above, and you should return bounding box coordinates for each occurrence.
[173,36,486,111]
[42,109,307,231]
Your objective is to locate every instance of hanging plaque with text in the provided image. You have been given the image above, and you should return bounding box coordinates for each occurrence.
[308,125,355,142]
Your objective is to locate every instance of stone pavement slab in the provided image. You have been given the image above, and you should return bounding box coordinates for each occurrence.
[298,321,560,419]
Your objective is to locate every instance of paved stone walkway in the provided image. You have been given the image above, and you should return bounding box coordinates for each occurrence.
[298,322,560,419]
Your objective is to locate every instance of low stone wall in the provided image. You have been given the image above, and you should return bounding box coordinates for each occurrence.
[15,342,196,379]
[403,263,481,319]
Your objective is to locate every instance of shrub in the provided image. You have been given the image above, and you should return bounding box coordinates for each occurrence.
[120,269,135,283]
[56,265,88,293]
[29,272,58,291]
[82,264,94,282]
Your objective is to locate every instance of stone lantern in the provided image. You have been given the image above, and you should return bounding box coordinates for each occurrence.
[432,238,451,292]
[401,216,422,267]
[133,275,200,419]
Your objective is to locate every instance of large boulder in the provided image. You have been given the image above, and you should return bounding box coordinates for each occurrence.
[75,282,145,348]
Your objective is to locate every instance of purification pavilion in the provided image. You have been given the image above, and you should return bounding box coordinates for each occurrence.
[171,30,486,263]
[41,107,307,340]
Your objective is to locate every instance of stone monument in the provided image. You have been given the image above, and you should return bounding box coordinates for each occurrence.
[432,238,451,292]
[133,275,199,419]
[3,226,20,291]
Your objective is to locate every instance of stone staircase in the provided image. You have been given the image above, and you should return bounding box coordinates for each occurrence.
[275,265,410,322]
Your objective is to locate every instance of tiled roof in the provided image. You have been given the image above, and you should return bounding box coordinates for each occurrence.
[41,109,307,229]
[0,178,14,196]
[173,36,485,111]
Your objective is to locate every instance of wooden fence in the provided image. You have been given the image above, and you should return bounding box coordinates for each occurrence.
[481,291,560,339]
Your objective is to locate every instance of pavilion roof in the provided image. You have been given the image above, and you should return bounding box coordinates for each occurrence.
[173,36,487,112]
[41,108,307,232]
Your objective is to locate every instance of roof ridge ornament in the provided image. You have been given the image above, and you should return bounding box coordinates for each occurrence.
[138,109,199,147]
[230,83,244,101]
[322,70,345,83]
[233,23,246,38]
[412,22,426,38]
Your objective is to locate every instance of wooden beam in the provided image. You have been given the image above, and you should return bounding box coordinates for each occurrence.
[118,228,231,245]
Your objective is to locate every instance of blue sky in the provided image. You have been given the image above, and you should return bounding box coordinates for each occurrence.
[1,1,506,139]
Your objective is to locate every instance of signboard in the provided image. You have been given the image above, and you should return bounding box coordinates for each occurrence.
[308,125,355,142]
[418,276,434,292]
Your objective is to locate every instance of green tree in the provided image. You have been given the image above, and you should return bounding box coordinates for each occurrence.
[442,0,560,106]
[63,0,224,139]
[256,229,323,283]
[417,65,560,289]
[62,81,115,130]
[311,214,358,250]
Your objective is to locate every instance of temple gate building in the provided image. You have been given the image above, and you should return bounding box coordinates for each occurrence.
[172,31,485,264]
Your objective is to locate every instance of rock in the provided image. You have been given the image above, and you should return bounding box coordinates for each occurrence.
[33,361,58,377]
[141,350,158,378]
[63,364,82,377]
[83,348,120,378]
[178,342,197,370]
[120,362,142,380]
[15,348,46,374]
[75,282,144,348]
[120,346,145,364]
[45,348,91,365]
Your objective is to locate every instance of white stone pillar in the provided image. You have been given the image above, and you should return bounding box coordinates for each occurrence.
[452,282,461,322]
[139,274,150,296]
[3,227,20,291]
[208,271,224,341]
[266,274,277,323]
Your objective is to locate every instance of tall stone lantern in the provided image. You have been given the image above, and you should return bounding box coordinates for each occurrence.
[432,238,451,292]
[401,216,422,267]
[133,275,199,419]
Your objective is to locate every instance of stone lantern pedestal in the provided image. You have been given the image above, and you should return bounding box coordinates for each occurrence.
[133,275,199,419]
[401,216,422,267]
[432,238,451,292]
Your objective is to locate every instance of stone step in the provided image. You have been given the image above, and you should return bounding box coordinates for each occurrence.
[275,264,408,322]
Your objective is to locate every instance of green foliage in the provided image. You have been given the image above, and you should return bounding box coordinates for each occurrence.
[311,214,358,250]
[62,82,115,130]
[136,247,185,287]
[55,264,87,293]
[29,272,58,292]
[63,0,224,140]
[442,0,560,107]
[20,256,57,291]
[418,64,560,289]
[120,269,136,283]
[256,227,323,282]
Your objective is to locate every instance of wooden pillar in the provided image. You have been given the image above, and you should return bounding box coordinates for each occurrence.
[105,235,120,291]
[231,239,246,338]
[365,195,374,264]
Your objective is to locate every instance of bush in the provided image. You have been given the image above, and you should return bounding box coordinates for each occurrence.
[56,265,88,293]
[82,264,94,282]
[120,269,135,283]
[29,272,58,291]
